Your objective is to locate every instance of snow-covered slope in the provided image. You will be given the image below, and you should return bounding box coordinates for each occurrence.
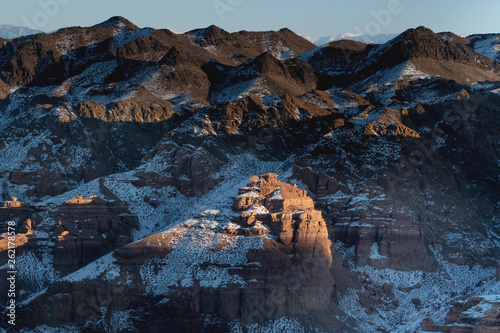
[468,33,500,62]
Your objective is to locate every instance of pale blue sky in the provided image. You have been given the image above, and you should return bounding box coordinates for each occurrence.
[1,0,499,37]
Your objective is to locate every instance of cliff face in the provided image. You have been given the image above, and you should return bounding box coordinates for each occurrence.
[0,194,139,272]
[229,173,333,298]
[51,195,139,272]
[293,166,437,272]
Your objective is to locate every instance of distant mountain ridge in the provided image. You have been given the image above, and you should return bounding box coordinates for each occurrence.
[0,24,42,39]
[303,33,398,45]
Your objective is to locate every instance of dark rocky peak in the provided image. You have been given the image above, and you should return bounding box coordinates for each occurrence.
[209,51,317,103]
[275,27,316,46]
[361,26,500,81]
[253,51,282,70]
[326,39,371,51]
[402,25,436,38]
[388,26,479,61]
[297,39,374,85]
[235,51,313,79]
[94,16,139,30]
[186,24,233,46]
[228,51,279,76]
[191,24,228,36]
[185,26,315,63]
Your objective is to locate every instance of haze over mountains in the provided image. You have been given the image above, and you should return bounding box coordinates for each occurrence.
[0,16,499,332]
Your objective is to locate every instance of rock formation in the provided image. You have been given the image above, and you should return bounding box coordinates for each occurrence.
[230,173,332,266]
[0,197,36,256]
[293,166,436,271]
[133,142,225,197]
[422,295,500,332]
[19,174,335,331]
[1,17,500,332]
[51,195,139,272]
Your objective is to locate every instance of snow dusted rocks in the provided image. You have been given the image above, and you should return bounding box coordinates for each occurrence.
[332,186,436,272]
[133,141,225,197]
[293,166,436,272]
[422,295,500,332]
[1,18,500,332]
[20,174,335,331]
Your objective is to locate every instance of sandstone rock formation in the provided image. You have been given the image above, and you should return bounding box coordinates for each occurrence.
[51,195,139,272]
[1,192,140,271]
[0,197,35,234]
[230,173,332,266]
[2,17,500,332]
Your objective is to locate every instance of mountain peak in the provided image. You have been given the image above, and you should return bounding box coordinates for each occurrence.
[188,24,228,36]
[254,51,279,62]
[400,26,435,39]
[186,24,232,46]
[278,27,293,34]
[94,16,139,30]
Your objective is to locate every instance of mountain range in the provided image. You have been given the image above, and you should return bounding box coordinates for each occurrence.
[303,33,398,46]
[0,24,41,39]
[0,16,500,332]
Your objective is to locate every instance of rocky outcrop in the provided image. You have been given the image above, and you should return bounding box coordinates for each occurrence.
[293,166,436,271]
[2,18,500,333]
[0,197,34,224]
[10,169,64,198]
[51,195,139,272]
[307,26,500,88]
[134,142,225,197]
[186,25,316,63]
[7,142,69,198]
[364,107,421,138]
[211,52,318,103]
[332,187,435,271]
[230,173,332,264]
[0,198,46,266]
[228,173,333,288]
[76,89,179,123]
[422,295,500,332]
